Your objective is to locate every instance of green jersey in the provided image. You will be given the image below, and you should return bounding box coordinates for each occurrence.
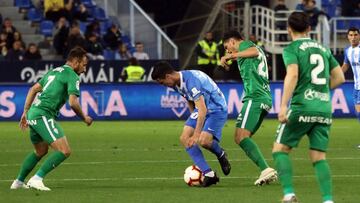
[282,38,339,113]
[28,65,80,119]
[237,40,272,103]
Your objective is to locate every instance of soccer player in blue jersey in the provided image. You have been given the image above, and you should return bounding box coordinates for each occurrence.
[151,61,231,187]
[341,27,360,148]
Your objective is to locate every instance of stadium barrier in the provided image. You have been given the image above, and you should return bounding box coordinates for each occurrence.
[0,82,355,121]
[0,60,179,83]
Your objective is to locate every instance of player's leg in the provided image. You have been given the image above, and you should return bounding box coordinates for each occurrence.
[198,111,231,175]
[308,123,333,203]
[235,100,274,183]
[27,117,67,191]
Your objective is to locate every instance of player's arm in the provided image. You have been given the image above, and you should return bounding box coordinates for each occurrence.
[19,83,43,130]
[279,64,298,123]
[330,66,345,89]
[69,95,92,126]
[187,101,195,113]
[341,63,349,73]
[188,96,207,146]
[220,47,259,69]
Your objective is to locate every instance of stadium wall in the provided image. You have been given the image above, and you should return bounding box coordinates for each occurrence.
[0,82,355,121]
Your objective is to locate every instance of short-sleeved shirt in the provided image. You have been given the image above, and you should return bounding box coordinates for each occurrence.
[343,44,360,90]
[236,40,272,103]
[174,70,227,113]
[282,38,339,114]
[28,65,80,119]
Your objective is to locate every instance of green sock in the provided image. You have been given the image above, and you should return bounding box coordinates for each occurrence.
[313,160,333,202]
[16,152,41,182]
[35,151,67,178]
[239,137,269,171]
[273,152,294,195]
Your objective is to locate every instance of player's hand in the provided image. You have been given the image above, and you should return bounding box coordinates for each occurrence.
[220,56,230,71]
[278,106,288,123]
[188,133,200,147]
[84,116,93,126]
[19,112,28,131]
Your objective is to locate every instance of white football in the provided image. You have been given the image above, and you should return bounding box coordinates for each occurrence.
[184,165,203,186]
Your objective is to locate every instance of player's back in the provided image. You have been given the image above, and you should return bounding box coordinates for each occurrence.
[284,38,338,114]
[29,65,80,119]
[176,70,227,112]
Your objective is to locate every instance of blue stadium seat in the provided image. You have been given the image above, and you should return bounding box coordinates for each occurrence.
[93,7,107,21]
[15,0,31,9]
[336,20,347,30]
[81,0,96,8]
[100,20,112,35]
[349,20,360,28]
[27,8,43,22]
[79,22,88,34]
[40,20,54,37]
[103,49,115,60]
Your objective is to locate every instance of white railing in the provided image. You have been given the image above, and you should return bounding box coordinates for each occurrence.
[329,17,360,55]
[94,0,178,59]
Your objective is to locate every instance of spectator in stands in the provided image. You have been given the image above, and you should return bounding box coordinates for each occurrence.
[86,32,104,60]
[5,40,24,61]
[24,43,42,60]
[274,0,288,41]
[295,0,306,10]
[0,32,8,59]
[53,17,69,55]
[302,0,324,28]
[133,42,150,60]
[68,0,89,22]
[85,20,101,40]
[13,32,26,50]
[65,21,86,56]
[195,31,218,78]
[44,0,72,22]
[353,2,360,16]
[103,24,122,50]
[115,43,132,60]
[0,18,17,50]
[121,57,145,82]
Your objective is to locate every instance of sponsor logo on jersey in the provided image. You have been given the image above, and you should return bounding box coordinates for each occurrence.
[160,88,188,118]
[304,89,329,101]
[298,116,332,124]
[26,119,37,126]
[260,103,271,112]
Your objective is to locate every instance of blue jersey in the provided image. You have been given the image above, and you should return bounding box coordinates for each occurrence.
[344,45,360,90]
[174,70,227,112]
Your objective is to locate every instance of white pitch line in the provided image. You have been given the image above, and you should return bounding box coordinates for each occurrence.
[0,174,359,183]
[1,157,360,167]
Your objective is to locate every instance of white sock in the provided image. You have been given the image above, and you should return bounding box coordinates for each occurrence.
[204,171,215,177]
[323,201,334,203]
[33,175,43,181]
[283,193,295,200]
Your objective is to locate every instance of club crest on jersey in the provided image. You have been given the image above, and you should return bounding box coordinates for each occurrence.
[160,88,188,118]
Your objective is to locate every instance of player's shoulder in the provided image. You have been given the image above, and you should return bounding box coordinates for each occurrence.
[344,45,352,53]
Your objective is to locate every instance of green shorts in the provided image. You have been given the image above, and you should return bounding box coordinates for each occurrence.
[274,110,332,152]
[27,116,65,144]
[236,99,271,134]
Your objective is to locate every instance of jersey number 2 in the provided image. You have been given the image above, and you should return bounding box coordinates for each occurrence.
[310,54,326,85]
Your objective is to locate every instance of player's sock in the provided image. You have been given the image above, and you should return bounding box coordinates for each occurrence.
[16,152,41,182]
[35,151,67,178]
[239,137,268,171]
[186,145,211,175]
[313,160,333,202]
[273,152,294,195]
[209,140,223,158]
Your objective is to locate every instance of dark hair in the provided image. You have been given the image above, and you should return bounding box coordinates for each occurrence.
[223,30,243,43]
[347,27,360,34]
[288,12,310,33]
[129,57,139,66]
[67,47,87,61]
[151,61,175,80]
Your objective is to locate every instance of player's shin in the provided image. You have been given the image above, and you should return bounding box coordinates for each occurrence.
[16,152,41,182]
[186,145,212,175]
[273,152,294,195]
[313,160,333,202]
[35,151,67,178]
[239,137,269,170]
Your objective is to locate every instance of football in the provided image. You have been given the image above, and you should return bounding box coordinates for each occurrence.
[183,165,203,186]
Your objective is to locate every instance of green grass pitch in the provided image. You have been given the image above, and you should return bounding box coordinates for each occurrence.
[0,119,359,203]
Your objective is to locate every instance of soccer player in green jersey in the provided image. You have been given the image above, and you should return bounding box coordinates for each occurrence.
[10,47,93,191]
[220,30,278,186]
[272,12,345,203]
